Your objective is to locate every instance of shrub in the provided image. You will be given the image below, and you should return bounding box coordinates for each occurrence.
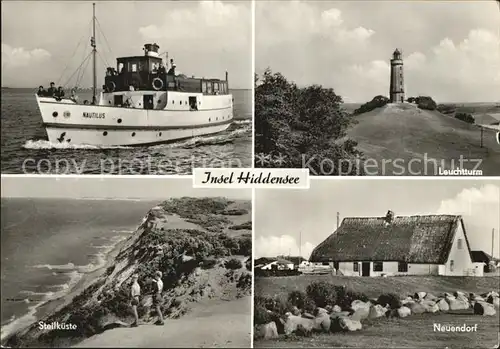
[416,96,437,110]
[377,293,402,309]
[353,95,390,115]
[245,258,252,271]
[254,304,273,325]
[455,112,475,124]
[237,272,252,292]
[229,221,252,231]
[254,69,362,175]
[334,286,369,310]
[306,281,337,308]
[437,103,456,115]
[225,258,243,270]
[407,97,416,104]
[287,290,308,309]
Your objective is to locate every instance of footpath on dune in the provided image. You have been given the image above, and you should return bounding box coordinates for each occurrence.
[347,103,500,175]
[75,296,251,348]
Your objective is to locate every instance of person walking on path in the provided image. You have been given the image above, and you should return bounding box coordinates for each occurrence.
[130,274,141,327]
[152,270,164,325]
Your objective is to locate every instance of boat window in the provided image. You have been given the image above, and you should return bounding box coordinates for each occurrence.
[213,82,219,93]
[207,82,212,94]
[131,63,137,72]
[138,61,145,72]
[202,81,207,93]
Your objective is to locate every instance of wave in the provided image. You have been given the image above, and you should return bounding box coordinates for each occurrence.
[232,119,252,125]
[23,140,132,150]
[1,270,82,342]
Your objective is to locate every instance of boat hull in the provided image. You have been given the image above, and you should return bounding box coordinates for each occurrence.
[36,94,234,146]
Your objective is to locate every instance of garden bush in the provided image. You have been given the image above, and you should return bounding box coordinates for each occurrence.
[306,281,337,308]
[377,293,402,309]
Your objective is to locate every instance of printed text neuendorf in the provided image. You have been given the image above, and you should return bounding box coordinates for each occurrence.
[193,168,309,189]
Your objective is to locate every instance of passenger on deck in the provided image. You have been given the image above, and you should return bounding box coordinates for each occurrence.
[37,86,46,97]
[55,87,65,98]
[167,64,176,76]
[158,62,166,75]
[70,89,79,103]
[47,82,57,97]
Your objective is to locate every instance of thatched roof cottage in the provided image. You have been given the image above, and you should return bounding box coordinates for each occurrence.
[309,211,478,277]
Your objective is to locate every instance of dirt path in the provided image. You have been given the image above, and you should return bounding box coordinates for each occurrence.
[74,296,251,348]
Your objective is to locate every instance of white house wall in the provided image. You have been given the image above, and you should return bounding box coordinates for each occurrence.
[337,261,440,276]
[442,223,474,276]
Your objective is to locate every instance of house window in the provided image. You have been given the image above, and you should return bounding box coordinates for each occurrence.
[398,261,408,272]
[353,262,359,272]
[457,238,463,250]
[450,260,454,272]
[373,262,383,272]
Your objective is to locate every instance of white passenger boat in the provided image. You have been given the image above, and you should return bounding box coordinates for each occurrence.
[36,4,233,146]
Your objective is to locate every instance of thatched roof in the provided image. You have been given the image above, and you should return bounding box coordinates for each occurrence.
[310,214,472,264]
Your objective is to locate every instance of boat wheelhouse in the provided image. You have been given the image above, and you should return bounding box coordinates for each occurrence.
[35,3,233,147]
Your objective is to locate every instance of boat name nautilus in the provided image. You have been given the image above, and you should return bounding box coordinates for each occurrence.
[82,112,106,119]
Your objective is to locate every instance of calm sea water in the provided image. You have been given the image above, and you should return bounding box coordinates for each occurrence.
[0,198,158,340]
[0,88,252,174]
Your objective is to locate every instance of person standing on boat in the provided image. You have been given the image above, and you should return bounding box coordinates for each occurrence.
[130,274,141,327]
[158,62,166,76]
[47,82,57,97]
[152,270,164,326]
[70,89,79,103]
[55,86,65,98]
[37,86,46,97]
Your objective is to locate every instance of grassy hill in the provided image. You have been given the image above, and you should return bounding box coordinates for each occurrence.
[255,274,500,300]
[347,103,500,176]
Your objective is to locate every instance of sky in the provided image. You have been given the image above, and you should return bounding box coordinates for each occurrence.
[0,176,251,200]
[255,179,500,259]
[256,0,500,103]
[1,0,251,89]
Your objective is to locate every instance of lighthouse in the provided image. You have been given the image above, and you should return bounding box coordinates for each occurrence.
[389,48,405,103]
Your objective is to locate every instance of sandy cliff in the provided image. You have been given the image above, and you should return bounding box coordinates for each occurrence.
[5,197,252,348]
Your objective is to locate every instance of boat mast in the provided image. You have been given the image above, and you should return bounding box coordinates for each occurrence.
[91,2,97,104]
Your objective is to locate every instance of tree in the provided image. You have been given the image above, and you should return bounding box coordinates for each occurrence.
[353,95,389,115]
[254,69,363,175]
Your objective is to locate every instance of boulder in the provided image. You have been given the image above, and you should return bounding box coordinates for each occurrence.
[409,302,426,314]
[473,302,496,316]
[302,312,315,319]
[444,292,454,298]
[437,299,449,311]
[420,300,439,313]
[313,314,331,333]
[330,311,351,320]
[255,322,279,340]
[397,306,411,318]
[369,304,387,319]
[487,296,500,310]
[316,307,328,316]
[350,300,370,321]
[415,292,427,300]
[290,306,301,316]
[334,317,362,332]
[447,298,469,311]
[295,323,313,337]
[454,291,466,298]
[424,293,437,302]
[282,313,314,335]
[332,305,342,313]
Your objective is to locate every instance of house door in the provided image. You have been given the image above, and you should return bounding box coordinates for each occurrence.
[362,262,370,276]
[143,95,154,110]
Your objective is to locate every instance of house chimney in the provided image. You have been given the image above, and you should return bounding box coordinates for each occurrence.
[385,210,395,226]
